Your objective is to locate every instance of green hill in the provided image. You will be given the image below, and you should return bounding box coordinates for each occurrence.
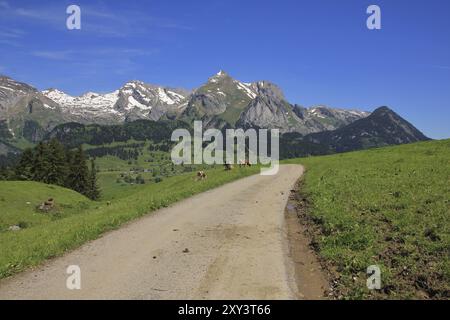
[285,139,450,299]
[0,166,259,278]
[0,181,93,232]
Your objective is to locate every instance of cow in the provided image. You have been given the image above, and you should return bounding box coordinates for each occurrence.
[197,171,207,180]
[37,198,55,213]
[239,160,252,167]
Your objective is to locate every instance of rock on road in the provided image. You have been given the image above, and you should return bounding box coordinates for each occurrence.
[0,164,320,300]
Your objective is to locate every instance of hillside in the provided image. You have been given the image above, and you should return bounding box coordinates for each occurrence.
[0,181,92,232]
[285,139,450,299]
[0,166,259,278]
[1,73,430,165]
[304,106,430,152]
[0,72,369,143]
[281,106,430,158]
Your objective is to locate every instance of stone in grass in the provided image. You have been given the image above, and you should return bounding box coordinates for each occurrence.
[8,225,21,231]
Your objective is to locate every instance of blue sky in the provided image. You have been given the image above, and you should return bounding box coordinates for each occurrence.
[0,0,449,139]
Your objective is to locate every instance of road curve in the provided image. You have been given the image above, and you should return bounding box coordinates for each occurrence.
[0,165,308,300]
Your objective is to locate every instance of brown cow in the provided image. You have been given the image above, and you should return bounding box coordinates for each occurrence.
[239,160,252,167]
[224,163,233,171]
[197,171,207,180]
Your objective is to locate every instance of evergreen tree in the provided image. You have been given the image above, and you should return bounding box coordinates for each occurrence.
[14,148,34,180]
[0,165,12,180]
[32,142,51,183]
[87,159,101,200]
[46,138,68,186]
[66,146,89,196]
[12,140,101,199]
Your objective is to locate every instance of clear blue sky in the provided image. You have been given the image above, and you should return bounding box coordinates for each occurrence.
[0,0,449,139]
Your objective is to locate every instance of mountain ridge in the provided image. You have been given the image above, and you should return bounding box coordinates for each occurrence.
[0,72,370,136]
[0,72,430,160]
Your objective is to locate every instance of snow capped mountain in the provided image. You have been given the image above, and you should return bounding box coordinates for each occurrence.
[180,70,261,123]
[42,81,189,123]
[207,70,257,99]
[42,88,120,121]
[307,106,370,120]
[0,71,372,139]
[0,72,432,159]
[181,72,370,133]
[38,70,370,133]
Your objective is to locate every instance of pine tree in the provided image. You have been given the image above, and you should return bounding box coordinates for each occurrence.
[47,139,68,186]
[66,146,89,196]
[14,148,35,180]
[87,159,101,200]
[32,142,51,183]
[0,165,12,180]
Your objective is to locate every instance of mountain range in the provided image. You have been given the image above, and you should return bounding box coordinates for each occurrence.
[0,71,430,161]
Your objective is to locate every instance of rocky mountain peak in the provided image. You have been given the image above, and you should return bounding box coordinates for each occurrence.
[371,106,393,116]
[207,70,232,83]
[3,73,422,148]
[0,76,37,94]
[216,70,228,77]
[251,81,285,102]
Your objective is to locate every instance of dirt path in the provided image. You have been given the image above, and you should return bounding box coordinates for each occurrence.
[0,164,327,300]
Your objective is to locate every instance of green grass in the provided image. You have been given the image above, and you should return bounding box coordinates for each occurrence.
[83,140,218,200]
[285,139,450,299]
[0,165,259,279]
[0,181,93,231]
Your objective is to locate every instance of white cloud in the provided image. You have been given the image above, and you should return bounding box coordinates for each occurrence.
[31,47,159,61]
[0,2,193,38]
[0,27,25,39]
[32,50,73,60]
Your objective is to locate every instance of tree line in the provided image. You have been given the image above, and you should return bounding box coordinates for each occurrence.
[5,139,100,200]
[47,120,190,148]
[86,144,142,161]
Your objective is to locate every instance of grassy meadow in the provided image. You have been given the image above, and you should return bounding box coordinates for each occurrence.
[85,140,222,201]
[285,139,450,299]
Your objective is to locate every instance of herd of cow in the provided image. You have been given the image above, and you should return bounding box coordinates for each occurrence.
[196,160,252,180]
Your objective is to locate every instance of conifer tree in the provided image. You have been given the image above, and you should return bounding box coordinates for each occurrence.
[12,140,101,199]
[14,148,34,180]
[87,159,101,200]
[47,138,68,186]
[0,165,12,180]
[32,142,51,183]
[66,146,89,195]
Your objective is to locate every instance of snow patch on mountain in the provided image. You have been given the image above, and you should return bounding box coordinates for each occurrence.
[235,81,257,99]
[157,87,184,105]
[127,95,148,110]
[42,88,120,116]
[41,81,189,121]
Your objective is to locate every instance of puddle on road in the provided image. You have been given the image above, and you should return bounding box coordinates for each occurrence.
[285,203,296,214]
